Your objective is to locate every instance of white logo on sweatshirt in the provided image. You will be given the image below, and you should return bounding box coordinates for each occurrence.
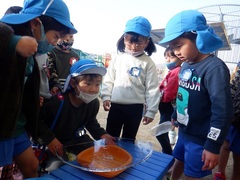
[207,127,221,141]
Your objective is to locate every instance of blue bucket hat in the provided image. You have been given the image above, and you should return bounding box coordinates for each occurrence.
[1,0,77,34]
[63,59,107,93]
[124,16,151,37]
[159,10,223,53]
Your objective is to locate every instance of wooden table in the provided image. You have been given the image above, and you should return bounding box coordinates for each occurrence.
[41,151,174,180]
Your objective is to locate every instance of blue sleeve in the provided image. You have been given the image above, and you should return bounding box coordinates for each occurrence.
[204,64,233,154]
[171,107,177,120]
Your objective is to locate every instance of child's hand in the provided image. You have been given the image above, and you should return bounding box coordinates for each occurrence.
[103,100,111,111]
[16,36,38,57]
[202,149,219,170]
[171,118,178,127]
[142,117,153,125]
[39,96,44,107]
[101,134,116,145]
[48,138,63,156]
[51,87,60,95]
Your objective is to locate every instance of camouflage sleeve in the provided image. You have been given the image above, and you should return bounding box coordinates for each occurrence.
[47,52,62,90]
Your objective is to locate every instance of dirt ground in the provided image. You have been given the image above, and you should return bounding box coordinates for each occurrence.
[97,99,233,180]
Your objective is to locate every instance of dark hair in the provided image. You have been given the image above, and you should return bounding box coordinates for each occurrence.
[74,74,102,83]
[4,6,22,15]
[116,32,157,56]
[164,46,176,57]
[7,15,70,37]
[8,22,32,36]
[39,15,70,36]
[179,31,197,43]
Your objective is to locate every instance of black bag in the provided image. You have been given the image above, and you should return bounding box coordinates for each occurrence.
[230,64,240,131]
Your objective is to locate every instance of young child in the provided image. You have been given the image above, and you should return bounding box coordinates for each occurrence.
[0,0,77,178]
[214,63,240,180]
[38,59,113,171]
[36,59,114,171]
[159,10,233,179]
[156,47,182,155]
[101,16,160,140]
[48,33,80,94]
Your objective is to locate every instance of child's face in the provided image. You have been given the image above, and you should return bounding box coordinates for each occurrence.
[169,37,199,63]
[75,76,102,95]
[31,19,62,46]
[45,30,63,46]
[164,51,179,63]
[57,33,74,44]
[124,34,149,52]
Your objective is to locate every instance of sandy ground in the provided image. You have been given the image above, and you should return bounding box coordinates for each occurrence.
[97,99,233,180]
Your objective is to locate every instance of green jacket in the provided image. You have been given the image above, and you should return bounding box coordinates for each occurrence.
[0,22,40,140]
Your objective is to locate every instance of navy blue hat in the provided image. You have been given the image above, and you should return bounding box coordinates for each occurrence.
[63,59,107,92]
[159,10,223,53]
[124,16,151,37]
[1,0,77,34]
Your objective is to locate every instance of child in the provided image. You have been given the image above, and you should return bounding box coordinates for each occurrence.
[0,0,77,178]
[159,10,233,179]
[101,16,160,139]
[214,63,240,180]
[156,47,182,155]
[48,33,80,94]
[36,59,114,170]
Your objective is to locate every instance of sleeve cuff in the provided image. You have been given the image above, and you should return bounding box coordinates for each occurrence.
[145,111,155,119]
[204,139,222,154]
[7,35,21,54]
[171,109,177,120]
[102,96,111,102]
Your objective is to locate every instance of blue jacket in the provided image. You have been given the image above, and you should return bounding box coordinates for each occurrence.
[176,55,233,154]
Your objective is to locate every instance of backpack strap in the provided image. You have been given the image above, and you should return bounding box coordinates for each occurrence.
[51,93,64,130]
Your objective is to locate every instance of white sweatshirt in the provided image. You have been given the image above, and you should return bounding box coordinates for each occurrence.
[101,53,160,119]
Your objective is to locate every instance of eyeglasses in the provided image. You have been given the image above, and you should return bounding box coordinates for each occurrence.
[124,40,147,50]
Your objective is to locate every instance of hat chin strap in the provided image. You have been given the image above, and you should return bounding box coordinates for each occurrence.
[42,0,54,15]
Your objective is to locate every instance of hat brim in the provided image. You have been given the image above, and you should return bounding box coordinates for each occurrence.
[1,14,78,34]
[1,13,39,24]
[62,66,106,93]
[54,17,77,34]
[79,66,107,76]
[124,28,149,37]
[159,32,183,45]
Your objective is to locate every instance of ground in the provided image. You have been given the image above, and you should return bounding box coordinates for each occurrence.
[97,99,233,180]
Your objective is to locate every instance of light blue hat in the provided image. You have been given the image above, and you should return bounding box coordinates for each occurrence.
[159,10,223,53]
[1,0,77,34]
[63,59,107,93]
[124,16,151,37]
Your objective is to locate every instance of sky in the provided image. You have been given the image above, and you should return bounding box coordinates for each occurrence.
[0,0,238,63]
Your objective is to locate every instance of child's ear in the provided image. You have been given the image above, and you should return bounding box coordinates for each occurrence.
[30,18,42,40]
[29,18,41,29]
[69,79,77,88]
